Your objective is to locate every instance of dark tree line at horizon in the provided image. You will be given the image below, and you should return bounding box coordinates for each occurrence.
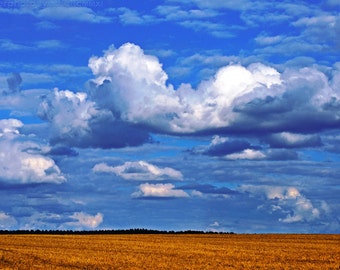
[0,228,235,235]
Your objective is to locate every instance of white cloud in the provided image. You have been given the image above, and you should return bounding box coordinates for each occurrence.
[255,34,284,45]
[284,132,304,147]
[0,89,51,115]
[191,190,203,197]
[170,0,252,11]
[0,119,65,184]
[38,87,151,148]
[0,4,111,24]
[88,43,282,133]
[283,67,335,106]
[89,43,170,88]
[110,7,156,25]
[0,118,23,136]
[132,183,189,198]
[20,72,54,85]
[34,39,66,49]
[37,7,111,23]
[42,89,91,125]
[0,39,66,52]
[210,221,220,227]
[255,13,340,56]
[254,37,328,56]
[179,20,234,38]
[92,163,116,173]
[0,140,65,184]
[110,5,232,37]
[293,15,337,27]
[267,132,322,148]
[0,39,29,51]
[0,212,17,229]
[156,5,219,20]
[68,212,103,229]
[38,88,100,142]
[35,43,340,149]
[93,161,183,181]
[225,149,266,160]
[88,43,182,131]
[240,185,322,223]
[211,135,228,145]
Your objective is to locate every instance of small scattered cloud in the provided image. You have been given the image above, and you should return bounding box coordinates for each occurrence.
[35,21,59,30]
[155,5,219,21]
[0,4,111,23]
[210,221,220,227]
[194,0,252,10]
[192,135,300,160]
[0,212,17,229]
[93,161,183,181]
[181,183,238,196]
[0,39,67,52]
[225,149,266,160]
[132,183,189,198]
[108,7,157,25]
[255,34,284,45]
[264,132,322,148]
[37,7,111,23]
[34,40,66,49]
[0,39,29,51]
[179,20,235,38]
[254,13,340,57]
[201,136,253,156]
[107,5,236,38]
[67,212,103,229]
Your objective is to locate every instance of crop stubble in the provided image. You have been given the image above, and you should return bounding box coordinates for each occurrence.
[0,234,339,269]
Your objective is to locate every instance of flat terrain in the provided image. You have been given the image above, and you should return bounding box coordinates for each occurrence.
[0,234,339,269]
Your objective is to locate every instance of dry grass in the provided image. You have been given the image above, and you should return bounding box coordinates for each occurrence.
[0,234,339,269]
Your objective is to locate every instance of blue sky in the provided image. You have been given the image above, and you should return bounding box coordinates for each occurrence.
[0,0,339,233]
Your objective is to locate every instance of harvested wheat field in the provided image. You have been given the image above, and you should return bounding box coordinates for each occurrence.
[0,234,339,269]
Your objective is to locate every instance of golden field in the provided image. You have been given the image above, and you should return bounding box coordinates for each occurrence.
[0,234,339,269]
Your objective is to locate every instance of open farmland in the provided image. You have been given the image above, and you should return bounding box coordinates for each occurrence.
[0,234,339,269]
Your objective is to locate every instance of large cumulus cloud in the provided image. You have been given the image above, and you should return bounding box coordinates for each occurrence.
[38,43,340,150]
[87,43,182,132]
[87,43,282,133]
[87,43,339,135]
[38,88,150,148]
